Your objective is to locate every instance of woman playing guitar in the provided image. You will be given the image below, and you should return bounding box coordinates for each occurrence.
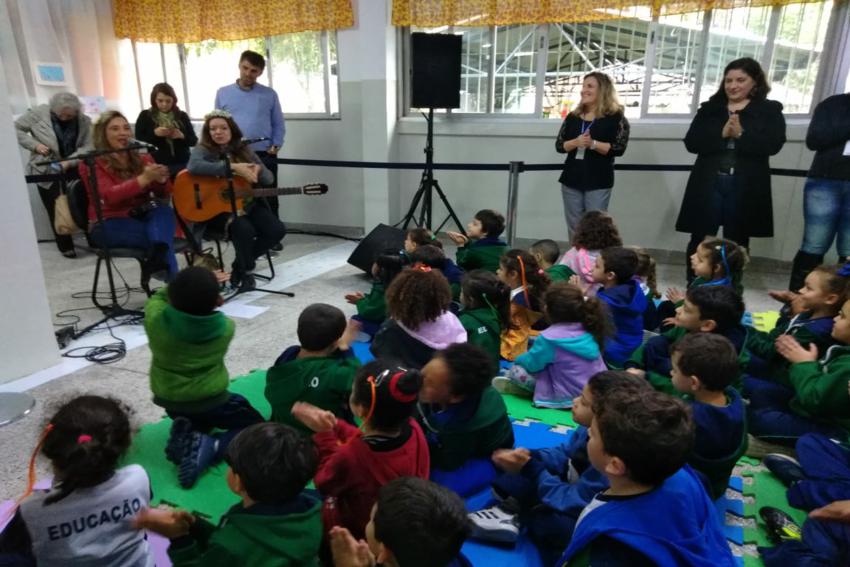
[186,110,286,290]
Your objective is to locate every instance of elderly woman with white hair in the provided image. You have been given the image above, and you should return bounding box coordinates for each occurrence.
[15,92,93,257]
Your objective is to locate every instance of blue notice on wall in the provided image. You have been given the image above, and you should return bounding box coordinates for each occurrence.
[34,63,67,86]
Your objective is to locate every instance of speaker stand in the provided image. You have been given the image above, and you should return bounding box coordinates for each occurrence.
[400,109,465,236]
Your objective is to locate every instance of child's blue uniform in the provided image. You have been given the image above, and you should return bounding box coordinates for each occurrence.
[597,278,647,366]
[559,465,735,567]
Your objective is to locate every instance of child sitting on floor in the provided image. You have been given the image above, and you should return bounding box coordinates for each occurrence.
[747,298,850,446]
[406,228,464,293]
[409,244,463,299]
[291,361,429,540]
[469,372,650,564]
[629,246,662,331]
[558,390,735,566]
[458,269,511,366]
[134,422,322,566]
[591,247,648,366]
[144,266,263,488]
[371,264,467,369]
[530,238,575,282]
[746,264,843,385]
[345,248,406,338]
[670,333,747,499]
[446,209,508,273]
[0,396,154,566]
[418,343,514,496]
[494,281,610,408]
[559,211,622,297]
[625,285,748,395]
[265,303,361,434]
[498,249,551,361]
[329,477,472,567]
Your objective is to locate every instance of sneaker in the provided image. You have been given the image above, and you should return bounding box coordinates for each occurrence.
[764,454,806,486]
[759,506,802,543]
[178,431,219,488]
[468,504,520,545]
[164,417,194,464]
[746,434,797,460]
[492,376,532,398]
[271,242,283,252]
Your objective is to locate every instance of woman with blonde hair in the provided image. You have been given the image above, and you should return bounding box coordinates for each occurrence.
[79,110,177,282]
[555,72,630,240]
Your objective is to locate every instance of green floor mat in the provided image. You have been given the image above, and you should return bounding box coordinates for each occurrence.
[500,393,578,428]
[742,467,808,549]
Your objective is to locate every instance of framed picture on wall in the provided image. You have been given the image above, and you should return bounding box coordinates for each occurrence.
[33,62,68,86]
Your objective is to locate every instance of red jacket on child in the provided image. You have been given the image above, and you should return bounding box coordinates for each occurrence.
[313,418,430,538]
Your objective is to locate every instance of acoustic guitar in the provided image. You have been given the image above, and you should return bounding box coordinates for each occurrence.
[172,171,328,222]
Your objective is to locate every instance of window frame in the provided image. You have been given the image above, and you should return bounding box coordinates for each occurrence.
[401,1,846,120]
[129,30,341,121]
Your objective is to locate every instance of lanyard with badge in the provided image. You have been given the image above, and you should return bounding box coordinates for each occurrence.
[579,118,594,160]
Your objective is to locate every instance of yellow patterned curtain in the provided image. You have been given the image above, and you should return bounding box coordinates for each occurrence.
[113,0,354,43]
[392,0,821,26]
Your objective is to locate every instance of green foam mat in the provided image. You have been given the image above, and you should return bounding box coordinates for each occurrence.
[500,393,578,428]
[741,467,808,548]
[122,369,271,524]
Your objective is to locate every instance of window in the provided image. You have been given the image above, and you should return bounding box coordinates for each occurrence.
[403,0,839,118]
[125,31,340,120]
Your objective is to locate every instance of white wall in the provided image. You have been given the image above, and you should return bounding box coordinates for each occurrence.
[0,55,59,382]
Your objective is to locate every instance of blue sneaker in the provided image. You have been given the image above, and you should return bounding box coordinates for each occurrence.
[764,453,805,486]
[165,417,194,464]
[178,431,219,488]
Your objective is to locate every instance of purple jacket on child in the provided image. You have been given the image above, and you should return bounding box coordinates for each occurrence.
[514,322,607,408]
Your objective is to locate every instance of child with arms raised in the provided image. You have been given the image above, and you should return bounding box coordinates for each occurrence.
[1,396,154,566]
[418,343,514,496]
[371,264,466,369]
[558,390,735,566]
[494,282,610,408]
[266,303,361,433]
[531,238,575,282]
[329,477,472,567]
[134,422,322,566]
[446,209,508,273]
[345,248,406,338]
[559,211,622,296]
[291,361,429,540]
[469,372,650,565]
[144,266,263,488]
[592,247,648,366]
[498,249,551,361]
[671,333,747,499]
[458,269,511,366]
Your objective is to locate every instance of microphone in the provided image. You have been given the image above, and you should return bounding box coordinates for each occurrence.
[129,138,158,151]
[241,136,270,145]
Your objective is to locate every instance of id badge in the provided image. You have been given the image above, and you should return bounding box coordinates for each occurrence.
[579,147,586,161]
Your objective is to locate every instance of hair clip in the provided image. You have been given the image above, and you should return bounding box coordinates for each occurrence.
[538,268,544,275]
[412,263,432,273]
[77,434,92,444]
[388,371,417,403]
[838,263,850,277]
[204,108,232,120]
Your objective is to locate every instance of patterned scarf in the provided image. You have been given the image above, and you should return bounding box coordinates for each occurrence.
[152,110,180,155]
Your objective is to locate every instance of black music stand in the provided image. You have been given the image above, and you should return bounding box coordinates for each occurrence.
[399,108,465,235]
[37,146,148,340]
[219,151,294,302]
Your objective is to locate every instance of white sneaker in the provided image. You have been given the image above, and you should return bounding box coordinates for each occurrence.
[468,505,520,544]
[492,376,532,397]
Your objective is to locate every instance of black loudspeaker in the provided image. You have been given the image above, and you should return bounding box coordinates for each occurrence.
[411,33,462,109]
[348,224,406,273]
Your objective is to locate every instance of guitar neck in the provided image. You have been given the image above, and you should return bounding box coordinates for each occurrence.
[251,187,304,198]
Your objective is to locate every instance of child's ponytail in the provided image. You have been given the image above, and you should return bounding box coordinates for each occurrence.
[461,270,511,329]
[544,282,612,349]
[352,361,423,431]
[581,295,614,350]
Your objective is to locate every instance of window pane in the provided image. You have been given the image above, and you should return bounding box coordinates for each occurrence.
[269,32,329,114]
[183,38,266,119]
[328,32,339,115]
[493,24,538,113]
[698,5,771,103]
[117,39,142,119]
[135,42,165,107]
[458,27,489,113]
[162,44,186,113]
[768,1,832,114]
[647,12,705,114]
[544,8,652,121]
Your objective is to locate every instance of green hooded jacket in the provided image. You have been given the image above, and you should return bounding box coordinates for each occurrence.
[458,307,502,366]
[788,345,850,433]
[355,282,387,322]
[545,264,576,283]
[455,239,507,273]
[144,288,235,412]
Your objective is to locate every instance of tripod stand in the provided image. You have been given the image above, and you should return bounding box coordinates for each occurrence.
[400,109,465,235]
[37,146,149,340]
[218,151,294,302]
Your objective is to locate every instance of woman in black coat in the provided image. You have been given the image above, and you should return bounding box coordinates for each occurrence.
[134,82,197,178]
[676,58,786,282]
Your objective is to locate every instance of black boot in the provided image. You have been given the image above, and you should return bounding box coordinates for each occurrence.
[788,250,823,292]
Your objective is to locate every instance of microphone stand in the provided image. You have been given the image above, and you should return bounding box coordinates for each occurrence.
[36,144,152,339]
[219,147,293,302]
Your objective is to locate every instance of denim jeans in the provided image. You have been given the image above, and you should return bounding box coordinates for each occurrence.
[800,177,850,257]
[89,205,179,278]
[561,185,612,241]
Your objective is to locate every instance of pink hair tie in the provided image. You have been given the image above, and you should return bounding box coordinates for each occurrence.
[538,269,544,275]
[77,434,92,444]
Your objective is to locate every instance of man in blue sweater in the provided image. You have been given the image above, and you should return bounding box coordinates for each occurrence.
[215,49,285,233]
